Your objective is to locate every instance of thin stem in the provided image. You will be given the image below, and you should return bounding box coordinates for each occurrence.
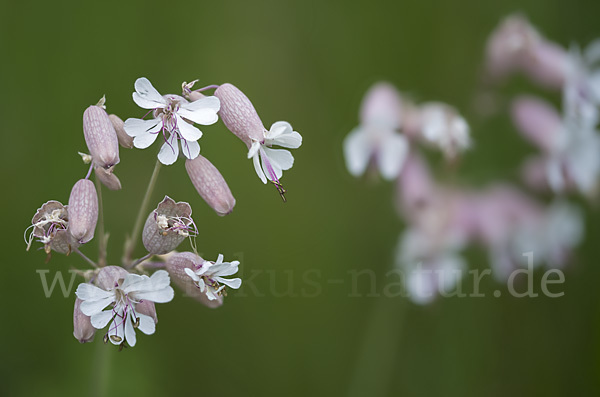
[193,84,220,93]
[92,338,111,397]
[84,163,94,180]
[123,159,161,266]
[95,177,107,267]
[347,297,406,397]
[128,252,152,269]
[73,247,99,269]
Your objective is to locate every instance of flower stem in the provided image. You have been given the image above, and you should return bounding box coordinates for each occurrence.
[73,247,99,269]
[347,297,406,397]
[84,163,94,180]
[128,252,152,269]
[92,338,111,397]
[95,177,107,267]
[123,159,161,266]
[193,84,220,93]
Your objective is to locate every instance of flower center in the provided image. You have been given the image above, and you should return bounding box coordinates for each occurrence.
[155,213,198,237]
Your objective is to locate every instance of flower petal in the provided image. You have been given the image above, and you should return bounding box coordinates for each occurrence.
[253,152,267,183]
[247,141,261,159]
[80,296,114,316]
[184,267,200,282]
[76,283,112,301]
[181,139,200,160]
[378,132,408,180]
[262,147,294,172]
[179,96,220,125]
[124,311,137,347]
[176,114,203,141]
[123,117,162,137]
[216,277,242,289]
[132,78,166,110]
[158,134,179,165]
[267,121,302,149]
[343,127,372,177]
[136,313,156,335]
[90,310,113,329]
[135,286,175,304]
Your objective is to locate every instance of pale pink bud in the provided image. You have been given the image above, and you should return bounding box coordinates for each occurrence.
[359,82,403,129]
[185,155,235,216]
[136,300,158,323]
[523,41,568,89]
[165,252,223,308]
[215,83,265,147]
[108,114,134,149]
[83,105,120,169]
[94,166,122,191]
[511,96,561,152]
[68,179,98,244]
[73,298,95,343]
[96,266,129,289]
[142,197,195,255]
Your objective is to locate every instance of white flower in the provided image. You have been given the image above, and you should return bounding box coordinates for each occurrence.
[184,254,242,301]
[419,102,470,159]
[343,82,408,180]
[123,77,220,165]
[75,270,174,347]
[247,121,302,187]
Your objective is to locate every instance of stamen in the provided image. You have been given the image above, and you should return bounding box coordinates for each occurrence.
[110,335,122,343]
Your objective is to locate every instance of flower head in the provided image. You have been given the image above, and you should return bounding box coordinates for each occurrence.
[184,254,242,301]
[124,78,220,165]
[418,102,470,159]
[142,196,197,255]
[75,267,174,348]
[215,83,302,199]
[25,200,79,254]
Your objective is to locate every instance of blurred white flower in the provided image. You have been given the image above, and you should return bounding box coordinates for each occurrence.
[419,102,470,159]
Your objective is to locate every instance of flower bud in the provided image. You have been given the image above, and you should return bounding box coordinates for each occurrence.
[142,197,195,255]
[165,252,223,308]
[83,105,120,169]
[185,155,235,216]
[215,83,265,147]
[108,114,134,149]
[68,179,98,244]
[96,266,129,289]
[396,152,434,217]
[94,166,122,191]
[73,298,95,343]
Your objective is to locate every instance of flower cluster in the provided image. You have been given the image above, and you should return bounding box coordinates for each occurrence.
[344,14,595,304]
[26,77,301,348]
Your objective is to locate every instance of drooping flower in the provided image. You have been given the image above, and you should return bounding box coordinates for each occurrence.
[83,98,120,169]
[343,82,408,180]
[73,298,95,343]
[165,252,223,308]
[24,200,79,254]
[215,83,302,198]
[142,196,197,255]
[185,154,236,216]
[123,77,220,165]
[75,267,174,347]
[68,179,98,244]
[184,254,242,301]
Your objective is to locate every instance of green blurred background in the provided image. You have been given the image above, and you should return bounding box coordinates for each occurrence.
[2,0,600,395]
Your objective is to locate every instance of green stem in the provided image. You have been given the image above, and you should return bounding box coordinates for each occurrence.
[123,160,161,266]
[347,297,407,397]
[92,339,111,397]
[73,248,99,269]
[95,177,107,267]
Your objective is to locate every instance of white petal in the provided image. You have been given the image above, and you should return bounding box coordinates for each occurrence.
[124,311,137,347]
[184,267,200,282]
[252,152,267,183]
[216,254,224,264]
[247,141,261,159]
[123,117,162,137]
[90,310,113,329]
[76,283,112,301]
[176,114,203,141]
[132,78,166,109]
[108,319,123,345]
[158,134,179,165]
[267,121,302,149]
[378,132,408,180]
[79,296,114,316]
[343,127,372,177]
[213,264,239,277]
[181,139,200,160]
[216,277,242,289]
[136,313,156,335]
[135,286,175,304]
[262,147,294,171]
[179,96,220,125]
